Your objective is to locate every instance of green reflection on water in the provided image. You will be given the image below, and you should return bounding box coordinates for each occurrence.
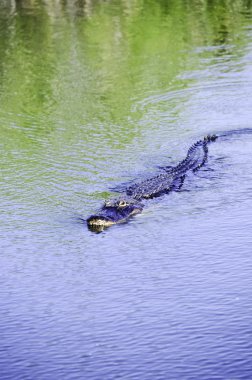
[0,0,251,181]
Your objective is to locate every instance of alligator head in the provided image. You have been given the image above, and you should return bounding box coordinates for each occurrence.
[87,198,143,232]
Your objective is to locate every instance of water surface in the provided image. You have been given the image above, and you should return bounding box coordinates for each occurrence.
[1,1,252,379]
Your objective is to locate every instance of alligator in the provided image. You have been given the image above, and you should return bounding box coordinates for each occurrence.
[87,128,252,232]
[87,134,218,231]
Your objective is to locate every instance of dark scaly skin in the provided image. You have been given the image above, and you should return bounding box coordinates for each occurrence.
[126,136,215,200]
[87,135,217,231]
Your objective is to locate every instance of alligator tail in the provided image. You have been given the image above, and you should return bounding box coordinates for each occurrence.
[204,134,218,143]
[211,128,252,140]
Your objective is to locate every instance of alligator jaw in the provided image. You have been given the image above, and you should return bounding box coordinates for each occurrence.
[87,215,116,228]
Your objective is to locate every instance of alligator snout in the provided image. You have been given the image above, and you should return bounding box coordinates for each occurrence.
[87,215,115,227]
[87,198,143,231]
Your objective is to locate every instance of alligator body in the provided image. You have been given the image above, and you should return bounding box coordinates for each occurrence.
[87,134,217,231]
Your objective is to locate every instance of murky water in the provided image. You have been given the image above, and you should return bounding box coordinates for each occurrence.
[1,1,252,379]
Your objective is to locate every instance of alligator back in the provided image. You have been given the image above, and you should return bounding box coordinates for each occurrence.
[126,136,217,200]
[126,171,175,199]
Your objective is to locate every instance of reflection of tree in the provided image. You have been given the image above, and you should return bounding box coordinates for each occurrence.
[0,0,251,133]
[0,1,56,122]
[0,2,15,85]
[205,0,234,47]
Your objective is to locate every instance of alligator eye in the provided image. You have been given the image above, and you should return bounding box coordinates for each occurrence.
[118,200,128,207]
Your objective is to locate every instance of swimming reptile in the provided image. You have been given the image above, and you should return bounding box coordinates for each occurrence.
[87,128,252,232]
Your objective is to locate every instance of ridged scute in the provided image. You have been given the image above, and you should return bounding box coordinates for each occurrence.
[126,136,217,200]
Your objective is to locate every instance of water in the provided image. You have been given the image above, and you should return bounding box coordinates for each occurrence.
[1,1,252,379]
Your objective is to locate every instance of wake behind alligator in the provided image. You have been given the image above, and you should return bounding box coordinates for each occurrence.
[87,128,252,232]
